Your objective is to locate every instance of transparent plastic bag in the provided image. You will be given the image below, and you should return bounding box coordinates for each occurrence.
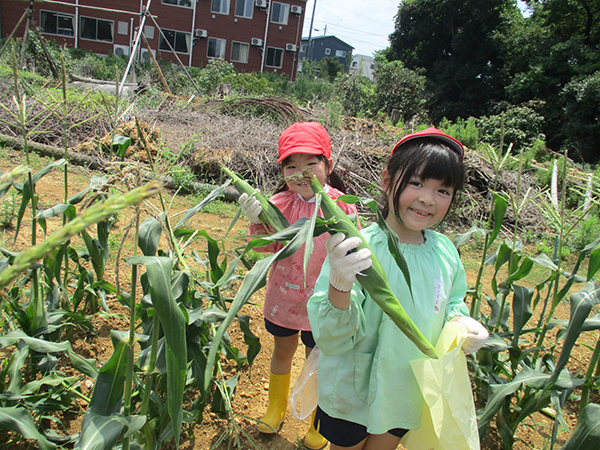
[290,346,320,420]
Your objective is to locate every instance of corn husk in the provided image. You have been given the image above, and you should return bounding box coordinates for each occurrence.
[222,166,290,232]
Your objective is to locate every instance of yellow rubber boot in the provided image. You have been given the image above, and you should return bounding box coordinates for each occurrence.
[304,408,327,450]
[258,372,291,434]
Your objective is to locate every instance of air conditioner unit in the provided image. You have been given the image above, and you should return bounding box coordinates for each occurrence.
[255,0,268,8]
[290,5,302,14]
[251,38,263,47]
[194,29,208,38]
[285,43,297,52]
[140,48,156,61]
[113,44,130,57]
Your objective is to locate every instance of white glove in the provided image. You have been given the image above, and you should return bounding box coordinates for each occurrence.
[326,232,372,293]
[238,192,262,224]
[456,316,489,354]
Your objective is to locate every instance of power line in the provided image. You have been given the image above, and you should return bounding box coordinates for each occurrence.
[308,18,391,38]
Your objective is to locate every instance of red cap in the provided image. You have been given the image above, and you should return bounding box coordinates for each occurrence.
[392,127,464,159]
[278,122,331,162]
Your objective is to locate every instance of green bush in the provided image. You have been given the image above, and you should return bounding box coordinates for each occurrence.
[438,117,480,150]
[339,74,376,118]
[193,60,233,96]
[477,101,545,153]
[568,214,600,252]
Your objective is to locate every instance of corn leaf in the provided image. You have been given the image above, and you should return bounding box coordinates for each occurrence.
[546,282,600,388]
[561,403,600,450]
[174,180,232,229]
[0,407,56,450]
[511,284,534,347]
[356,195,412,296]
[477,366,582,436]
[87,330,128,416]
[76,412,145,450]
[127,256,187,447]
[204,218,317,392]
[138,216,162,257]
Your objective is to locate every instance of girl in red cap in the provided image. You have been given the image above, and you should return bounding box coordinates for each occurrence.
[238,121,360,449]
[307,128,488,450]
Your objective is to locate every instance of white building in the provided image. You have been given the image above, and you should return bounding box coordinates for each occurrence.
[349,54,375,80]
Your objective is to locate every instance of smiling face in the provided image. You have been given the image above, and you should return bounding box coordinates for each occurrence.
[281,153,333,200]
[382,169,454,244]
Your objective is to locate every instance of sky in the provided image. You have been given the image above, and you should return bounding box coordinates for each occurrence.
[301,0,399,57]
[301,0,532,58]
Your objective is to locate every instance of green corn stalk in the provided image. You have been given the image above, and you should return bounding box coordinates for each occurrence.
[0,181,162,290]
[222,166,290,232]
[303,170,438,359]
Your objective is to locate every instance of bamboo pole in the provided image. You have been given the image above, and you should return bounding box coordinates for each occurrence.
[140,32,171,94]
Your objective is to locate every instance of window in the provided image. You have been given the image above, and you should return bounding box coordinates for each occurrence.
[80,16,113,42]
[231,41,250,63]
[159,29,191,53]
[300,44,307,52]
[40,10,74,37]
[271,2,289,25]
[211,0,230,14]
[265,47,283,68]
[162,0,192,6]
[235,0,253,18]
[335,50,347,58]
[208,37,227,59]
[324,48,331,55]
[351,61,358,68]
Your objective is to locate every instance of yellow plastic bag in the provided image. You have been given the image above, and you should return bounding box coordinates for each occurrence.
[401,322,480,450]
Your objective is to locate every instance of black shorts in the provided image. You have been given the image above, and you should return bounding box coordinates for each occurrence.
[264,319,316,349]
[314,406,409,447]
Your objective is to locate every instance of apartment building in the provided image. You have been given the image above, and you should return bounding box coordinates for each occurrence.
[1,0,307,80]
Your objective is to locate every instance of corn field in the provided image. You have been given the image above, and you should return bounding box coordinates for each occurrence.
[0,50,599,450]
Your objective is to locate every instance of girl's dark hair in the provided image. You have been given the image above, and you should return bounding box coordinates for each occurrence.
[382,137,465,221]
[273,154,346,194]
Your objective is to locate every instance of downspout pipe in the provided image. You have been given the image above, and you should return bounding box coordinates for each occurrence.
[189,0,197,67]
[260,1,272,73]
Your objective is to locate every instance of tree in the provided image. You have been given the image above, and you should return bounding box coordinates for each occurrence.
[561,71,600,162]
[389,0,517,121]
[497,0,600,158]
[373,56,427,124]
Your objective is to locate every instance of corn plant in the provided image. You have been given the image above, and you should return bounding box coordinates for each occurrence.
[455,147,600,449]
[0,62,259,448]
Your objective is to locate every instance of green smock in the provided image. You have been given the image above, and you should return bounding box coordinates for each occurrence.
[307,223,469,434]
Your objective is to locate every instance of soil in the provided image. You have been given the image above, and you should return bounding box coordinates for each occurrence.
[0,134,598,450]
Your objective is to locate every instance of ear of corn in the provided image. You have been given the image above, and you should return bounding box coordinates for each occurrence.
[222,166,290,233]
[301,170,438,359]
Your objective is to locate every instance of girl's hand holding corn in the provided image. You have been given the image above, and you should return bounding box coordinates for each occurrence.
[238,192,263,224]
[455,316,489,354]
[326,232,372,294]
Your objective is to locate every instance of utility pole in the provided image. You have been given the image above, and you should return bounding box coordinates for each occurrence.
[306,0,317,61]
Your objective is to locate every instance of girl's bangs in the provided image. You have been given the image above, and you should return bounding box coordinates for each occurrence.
[417,147,464,191]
